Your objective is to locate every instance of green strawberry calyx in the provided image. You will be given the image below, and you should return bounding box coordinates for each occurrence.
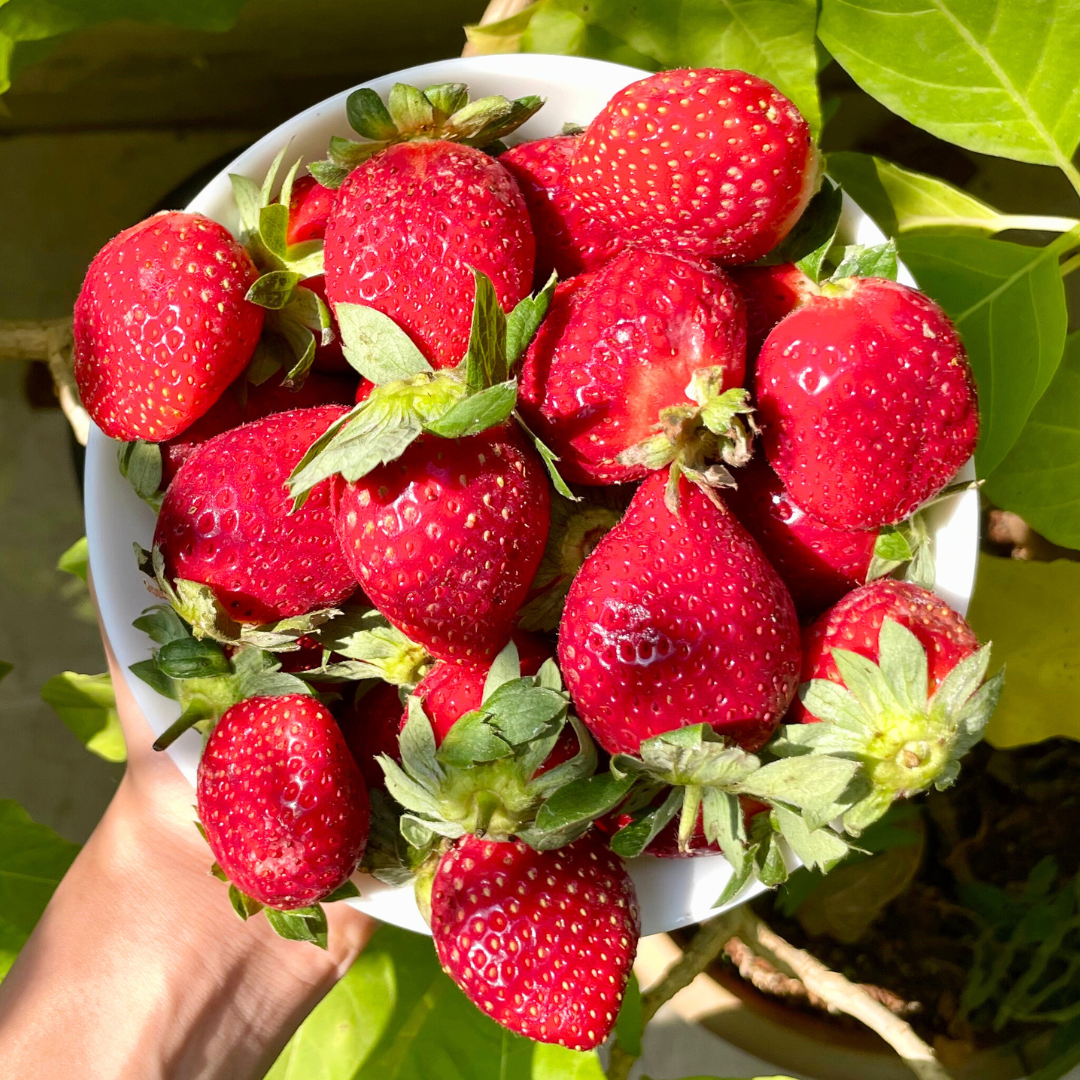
[310,81,544,190]
[287,270,569,508]
[616,372,757,513]
[772,617,1003,836]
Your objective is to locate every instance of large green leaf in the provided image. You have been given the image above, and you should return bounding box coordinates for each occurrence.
[897,231,1072,476]
[40,672,127,763]
[984,334,1080,548]
[517,0,822,133]
[966,555,1080,747]
[818,0,1080,172]
[0,0,250,94]
[0,800,80,979]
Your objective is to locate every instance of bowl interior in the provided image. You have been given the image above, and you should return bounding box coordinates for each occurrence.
[85,53,980,938]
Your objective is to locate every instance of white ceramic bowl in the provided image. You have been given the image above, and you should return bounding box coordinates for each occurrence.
[85,53,979,938]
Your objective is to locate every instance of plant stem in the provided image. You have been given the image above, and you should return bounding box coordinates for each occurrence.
[1060,253,1080,278]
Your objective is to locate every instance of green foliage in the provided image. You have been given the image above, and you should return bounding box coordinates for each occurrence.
[39,671,126,763]
[55,536,88,582]
[0,800,80,979]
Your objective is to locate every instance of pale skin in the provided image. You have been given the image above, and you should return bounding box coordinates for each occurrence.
[0,589,375,1079]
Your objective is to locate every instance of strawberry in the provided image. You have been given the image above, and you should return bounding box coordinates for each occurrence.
[197,694,369,909]
[287,175,337,245]
[74,211,264,441]
[155,406,358,624]
[338,681,405,791]
[429,832,639,1049]
[559,469,801,757]
[755,276,979,529]
[724,454,877,618]
[333,423,549,663]
[500,134,625,284]
[729,262,816,361]
[324,141,534,367]
[568,69,820,264]
[160,372,355,485]
[518,248,748,489]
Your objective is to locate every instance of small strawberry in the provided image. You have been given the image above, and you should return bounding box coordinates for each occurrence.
[74,211,264,441]
[569,69,820,263]
[333,424,549,663]
[287,175,337,245]
[197,694,369,910]
[338,681,405,791]
[781,579,1002,833]
[559,469,801,757]
[724,454,877,618]
[500,134,625,284]
[429,832,639,1050]
[325,140,534,367]
[155,406,358,625]
[160,372,355,485]
[755,276,979,529]
[518,248,749,491]
[729,262,816,361]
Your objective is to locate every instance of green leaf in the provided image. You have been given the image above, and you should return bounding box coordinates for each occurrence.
[424,82,470,120]
[128,659,176,701]
[40,672,126,763]
[335,304,432,384]
[117,439,163,503]
[737,755,860,815]
[0,800,80,979]
[230,173,263,239]
[967,554,1080,747]
[506,272,557,369]
[514,412,578,500]
[387,82,435,133]
[322,879,361,903]
[56,536,88,581]
[264,905,328,949]
[984,333,1080,548]
[246,270,302,310]
[761,177,843,282]
[772,806,851,873]
[461,269,508,394]
[899,231,1072,476]
[829,240,898,282]
[228,884,264,921]
[259,202,290,261]
[533,772,636,834]
[156,638,230,680]
[614,972,643,1057]
[482,639,520,704]
[346,87,397,141]
[872,526,913,564]
[423,381,517,439]
[520,0,822,134]
[817,0,1080,169]
[610,786,683,858]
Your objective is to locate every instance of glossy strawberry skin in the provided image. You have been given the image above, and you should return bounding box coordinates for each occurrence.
[431,833,639,1050]
[155,406,358,623]
[324,141,535,367]
[729,262,816,362]
[160,372,356,485]
[333,424,550,663]
[793,579,980,724]
[338,682,405,792]
[197,694,369,910]
[519,248,746,484]
[559,471,801,756]
[756,277,979,530]
[725,455,877,619]
[74,212,264,441]
[500,135,625,284]
[287,175,337,245]
[569,70,819,264]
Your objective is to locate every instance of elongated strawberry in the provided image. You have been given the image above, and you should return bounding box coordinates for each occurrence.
[155,406,358,624]
[755,276,979,529]
[559,469,801,756]
[333,423,549,663]
[160,372,355,485]
[518,248,748,491]
[197,694,369,909]
[730,262,816,361]
[724,455,877,618]
[500,134,625,284]
[287,175,337,245]
[430,832,639,1049]
[74,211,264,441]
[569,70,820,263]
[325,141,534,367]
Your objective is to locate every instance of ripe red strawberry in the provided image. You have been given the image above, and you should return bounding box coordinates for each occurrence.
[500,134,625,284]
[430,832,639,1049]
[287,175,337,245]
[729,262,816,361]
[793,579,979,724]
[74,211,264,441]
[155,406,358,623]
[338,681,405,791]
[333,423,549,663]
[755,276,979,529]
[724,455,877,618]
[559,470,801,756]
[324,141,534,367]
[569,69,820,264]
[160,372,355,485]
[518,248,746,485]
[197,694,369,909]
